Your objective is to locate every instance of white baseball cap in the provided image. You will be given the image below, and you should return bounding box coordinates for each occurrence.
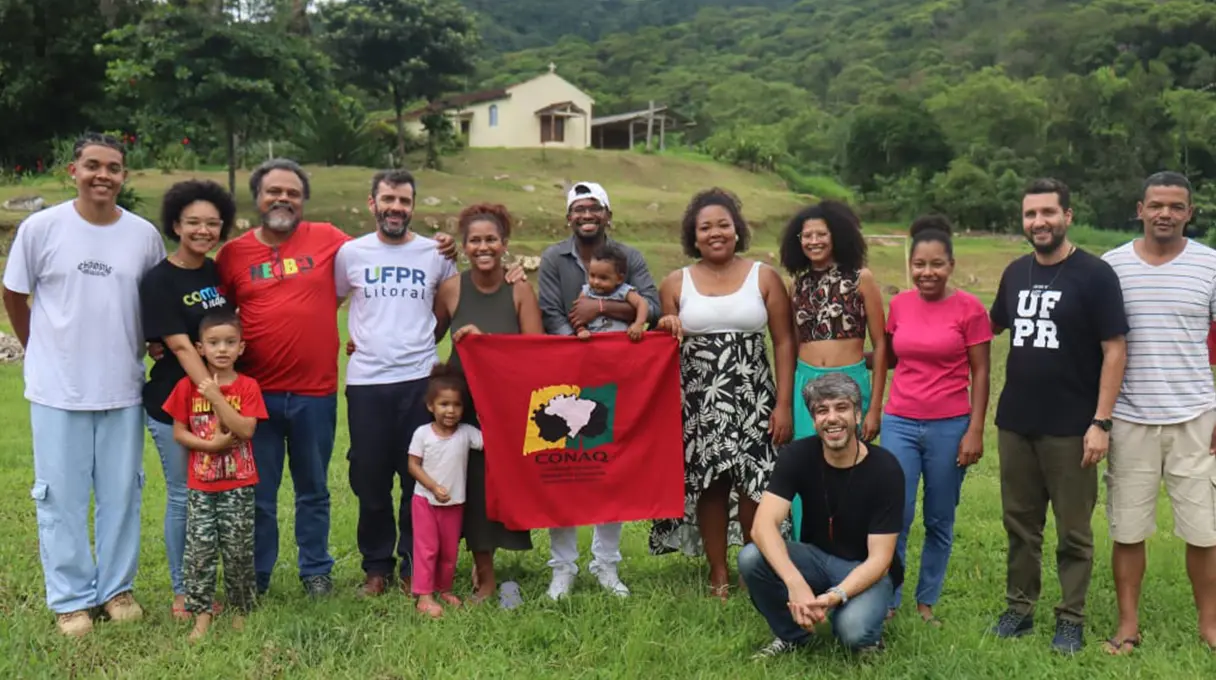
[566,181,611,211]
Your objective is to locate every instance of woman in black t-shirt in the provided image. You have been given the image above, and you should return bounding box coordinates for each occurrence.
[139,180,236,619]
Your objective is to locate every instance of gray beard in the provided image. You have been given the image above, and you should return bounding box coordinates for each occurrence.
[264,213,298,232]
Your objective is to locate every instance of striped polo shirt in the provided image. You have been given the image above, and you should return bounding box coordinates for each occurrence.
[1103,239,1216,424]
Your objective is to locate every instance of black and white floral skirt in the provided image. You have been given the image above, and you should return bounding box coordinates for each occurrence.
[648,331,786,556]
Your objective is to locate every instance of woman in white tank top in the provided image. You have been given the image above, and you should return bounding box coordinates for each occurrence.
[648,188,796,600]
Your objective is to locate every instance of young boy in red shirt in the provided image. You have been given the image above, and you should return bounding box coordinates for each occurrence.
[162,309,268,642]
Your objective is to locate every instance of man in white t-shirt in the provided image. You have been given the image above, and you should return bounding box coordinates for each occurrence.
[2,133,166,637]
[335,169,458,597]
[1101,171,1216,655]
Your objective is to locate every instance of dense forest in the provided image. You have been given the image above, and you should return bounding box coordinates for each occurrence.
[1,0,1213,232]
[470,0,1216,230]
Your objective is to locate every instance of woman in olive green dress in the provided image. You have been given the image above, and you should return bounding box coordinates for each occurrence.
[435,203,544,604]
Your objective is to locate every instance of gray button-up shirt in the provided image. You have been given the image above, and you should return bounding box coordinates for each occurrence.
[537,236,662,336]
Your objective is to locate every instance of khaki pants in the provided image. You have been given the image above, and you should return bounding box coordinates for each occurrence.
[998,430,1098,623]
[1106,410,1216,547]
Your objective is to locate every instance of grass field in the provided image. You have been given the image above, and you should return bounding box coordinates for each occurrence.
[0,157,1211,678]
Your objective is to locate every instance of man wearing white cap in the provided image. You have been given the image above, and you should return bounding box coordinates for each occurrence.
[537,180,661,599]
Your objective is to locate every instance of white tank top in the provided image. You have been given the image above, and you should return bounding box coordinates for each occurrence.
[679,261,769,336]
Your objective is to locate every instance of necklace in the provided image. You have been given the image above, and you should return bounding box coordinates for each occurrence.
[1028,244,1076,290]
[820,438,863,544]
[168,254,201,269]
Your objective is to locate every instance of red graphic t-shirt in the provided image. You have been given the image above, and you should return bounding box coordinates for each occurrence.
[215,222,351,395]
[162,373,269,492]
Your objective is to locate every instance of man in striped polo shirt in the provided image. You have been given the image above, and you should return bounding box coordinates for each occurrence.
[1102,171,1216,655]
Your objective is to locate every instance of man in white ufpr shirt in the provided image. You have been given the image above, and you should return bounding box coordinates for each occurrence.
[336,169,457,596]
[2,133,166,637]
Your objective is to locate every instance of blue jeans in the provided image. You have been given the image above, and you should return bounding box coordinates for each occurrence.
[29,404,145,613]
[881,413,970,610]
[253,392,337,591]
[738,542,891,649]
[146,416,188,595]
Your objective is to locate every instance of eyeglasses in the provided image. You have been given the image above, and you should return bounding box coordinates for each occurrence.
[570,204,605,216]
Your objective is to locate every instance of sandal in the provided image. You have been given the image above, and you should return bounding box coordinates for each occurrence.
[708,583,730,602]
[1102,635,1142,656]
[922,615,944,628]
[171,601,190,622]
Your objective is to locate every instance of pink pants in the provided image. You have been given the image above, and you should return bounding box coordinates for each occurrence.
[411,494,464,595]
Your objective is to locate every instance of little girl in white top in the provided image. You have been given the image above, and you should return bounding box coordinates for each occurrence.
[407,363,483,618]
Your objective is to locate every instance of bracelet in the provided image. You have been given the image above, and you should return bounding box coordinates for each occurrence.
[828,586,848,605]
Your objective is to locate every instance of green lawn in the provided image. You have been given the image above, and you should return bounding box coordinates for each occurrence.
[1,210,1212,678]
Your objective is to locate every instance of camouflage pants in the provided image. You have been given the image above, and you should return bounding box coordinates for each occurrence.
[184,486,256,614]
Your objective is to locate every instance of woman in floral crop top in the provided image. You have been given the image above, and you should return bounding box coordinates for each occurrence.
[778,200,889,538]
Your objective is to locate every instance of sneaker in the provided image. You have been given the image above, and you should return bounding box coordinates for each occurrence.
[55,610,93,637]
[991,609,1034,638]
[1052,618,1085,655]
[102,592,144,623]
[751,637,808,659]
[302,574,333,598]
[591,566,630,598]
[547,570,575,601]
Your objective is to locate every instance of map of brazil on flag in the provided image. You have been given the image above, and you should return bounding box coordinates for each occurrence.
[454,332,686,530]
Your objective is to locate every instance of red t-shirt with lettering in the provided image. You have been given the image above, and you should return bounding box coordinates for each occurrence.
[162,374,269,492]
[215,222,351,395]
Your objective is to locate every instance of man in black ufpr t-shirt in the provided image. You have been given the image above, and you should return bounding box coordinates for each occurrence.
[739,372,905,657]
[987,178,1128,654]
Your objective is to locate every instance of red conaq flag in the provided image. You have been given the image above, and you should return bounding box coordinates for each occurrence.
[454,332,685,530]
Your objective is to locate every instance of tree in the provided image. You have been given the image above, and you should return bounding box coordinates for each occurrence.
[843,95,953,192]
[0,0,147,166]
[322,0,478,168]
[100,3,332,196]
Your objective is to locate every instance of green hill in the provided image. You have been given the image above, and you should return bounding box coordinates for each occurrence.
[0,147,806,249]
[468,0,1216,231]
[460,0,796,52]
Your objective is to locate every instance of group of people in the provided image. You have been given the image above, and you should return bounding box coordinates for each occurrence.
[3,133,1213,660]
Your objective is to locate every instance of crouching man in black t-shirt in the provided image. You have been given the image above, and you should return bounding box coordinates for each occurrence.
[739,372,905,658]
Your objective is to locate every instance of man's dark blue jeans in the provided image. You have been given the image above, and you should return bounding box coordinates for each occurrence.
[252,392,337,592]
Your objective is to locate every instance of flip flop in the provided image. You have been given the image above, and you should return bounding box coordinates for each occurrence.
[499,581,523,610]
[1102,635,1142,656]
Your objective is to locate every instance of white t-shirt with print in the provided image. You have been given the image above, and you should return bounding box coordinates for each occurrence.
[408,423,483,506]
[335,233,457,385]
[2,201,165,410]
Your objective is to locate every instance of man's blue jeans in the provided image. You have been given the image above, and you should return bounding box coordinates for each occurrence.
[253,392,337,591]
[738,541,891,649]
[881,413,970,611]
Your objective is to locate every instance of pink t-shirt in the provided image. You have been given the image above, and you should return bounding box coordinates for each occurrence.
[885,289,993,420]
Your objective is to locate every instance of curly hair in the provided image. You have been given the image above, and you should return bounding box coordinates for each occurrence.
[458,203,513,241]
[591,243,628,277]
[909,214,954,259]
[425,362,467,404]
[680,187,751,258]
[160,179,237,242]
[778,201,866,276]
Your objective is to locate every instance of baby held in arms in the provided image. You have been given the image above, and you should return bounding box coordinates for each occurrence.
[574,243,649,341]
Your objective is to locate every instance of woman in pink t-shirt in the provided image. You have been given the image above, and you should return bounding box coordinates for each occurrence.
[883,216,992,626]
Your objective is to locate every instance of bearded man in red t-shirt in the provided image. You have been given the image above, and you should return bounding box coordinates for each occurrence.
[215,159,456,597]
